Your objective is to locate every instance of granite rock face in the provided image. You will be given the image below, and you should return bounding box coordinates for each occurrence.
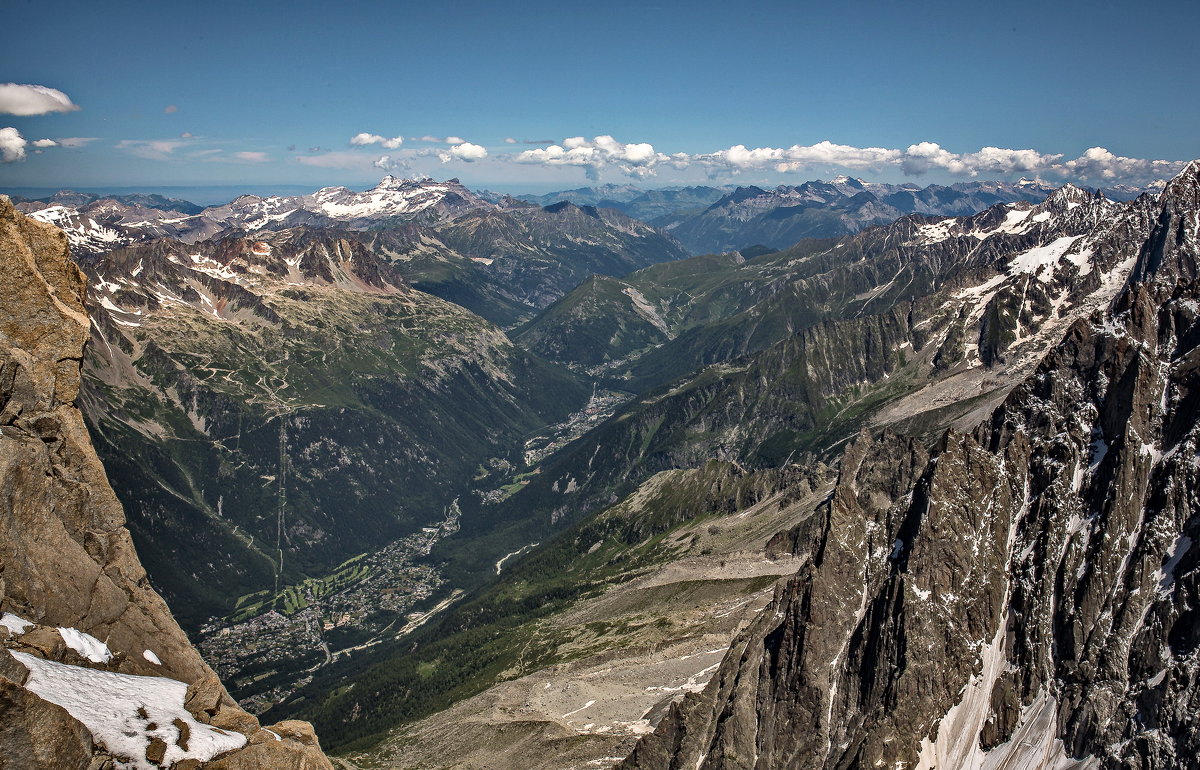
[0,195,333,769]
[620,164,1200,769]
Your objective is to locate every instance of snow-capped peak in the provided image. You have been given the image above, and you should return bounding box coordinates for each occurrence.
[1038,183,1100,212]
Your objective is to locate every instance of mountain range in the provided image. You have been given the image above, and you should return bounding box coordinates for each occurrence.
[16,177,690,326]
[268,166,1199,770]
[3,163,1197,770]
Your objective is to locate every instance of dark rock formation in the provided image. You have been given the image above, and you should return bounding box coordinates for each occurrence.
[620,164,1200,768]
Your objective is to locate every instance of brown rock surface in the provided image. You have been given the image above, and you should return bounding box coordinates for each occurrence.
[0,677,94,770]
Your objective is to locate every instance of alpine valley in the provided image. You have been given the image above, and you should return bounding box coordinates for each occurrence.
[3,160,1199,770]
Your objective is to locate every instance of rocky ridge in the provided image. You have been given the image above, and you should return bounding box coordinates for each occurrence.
[0,195,333,768]
[275,178,1175,764]
[498,183,1156,552]
[618,163,1200,769]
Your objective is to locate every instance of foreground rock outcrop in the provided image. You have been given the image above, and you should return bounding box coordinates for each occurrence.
[0,195,333,769]
[620,165,1200,768]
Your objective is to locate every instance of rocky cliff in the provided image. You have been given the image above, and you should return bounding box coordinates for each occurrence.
[618,164,1200,769]
[0,195,334,769]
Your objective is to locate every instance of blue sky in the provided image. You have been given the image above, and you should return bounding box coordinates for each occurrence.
[2,0,1198,195]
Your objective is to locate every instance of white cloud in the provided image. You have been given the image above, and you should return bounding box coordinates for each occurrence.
[31,138,58,148]
[504,137,518,144]
[116,139,188,160]
[373,154,412,172]
[1057,146,1186,182]
[437,142,488,163]
[0,127,27,162]
[413,135,467,144]
[57,137,98,148]
[234,151,269,163]
[506,136,1181,185]
[898,142,1062,177]
[0,84,79,116]
[704,141,903,174]
[350,132,404,149]
[515,135,669,180]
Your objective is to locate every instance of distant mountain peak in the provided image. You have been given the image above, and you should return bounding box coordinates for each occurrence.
[1162,158,1200,203]
[1040,182,1098,210]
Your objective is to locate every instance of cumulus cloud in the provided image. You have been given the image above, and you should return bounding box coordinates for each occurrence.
[234,151,269,163]
[1057,146,1187,182]
[31,138,58,148]
[515,135,669,180]
[693,141,903,175]
[504,137,518,144]
[506,137,1181,185]
[373,154,412,172]
[896,142,1062,177]
[0,127,27,162]
[350,132,404,149]
[436,142,488,163]
[116,139,189,160]
[0,84,80,116]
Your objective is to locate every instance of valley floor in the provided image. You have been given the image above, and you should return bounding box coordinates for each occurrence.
[339,474,834,770]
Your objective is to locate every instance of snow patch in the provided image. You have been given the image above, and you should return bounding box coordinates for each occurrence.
[974,692,1099,770]
[58,627,113,664]
[1007,236,1082,277]
[1155,535,1192,595]
[1,612,33,635]
[13,652,247,770]
[561,700,596,720]
[916,624,1008,770]
[142,649,162,666]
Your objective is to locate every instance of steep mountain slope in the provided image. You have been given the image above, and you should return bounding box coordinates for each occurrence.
[77,230,587,629]
[523,185,1147,392]
[261,178,1178,765]
[620,162,1200,770]
[0,196,332,769]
